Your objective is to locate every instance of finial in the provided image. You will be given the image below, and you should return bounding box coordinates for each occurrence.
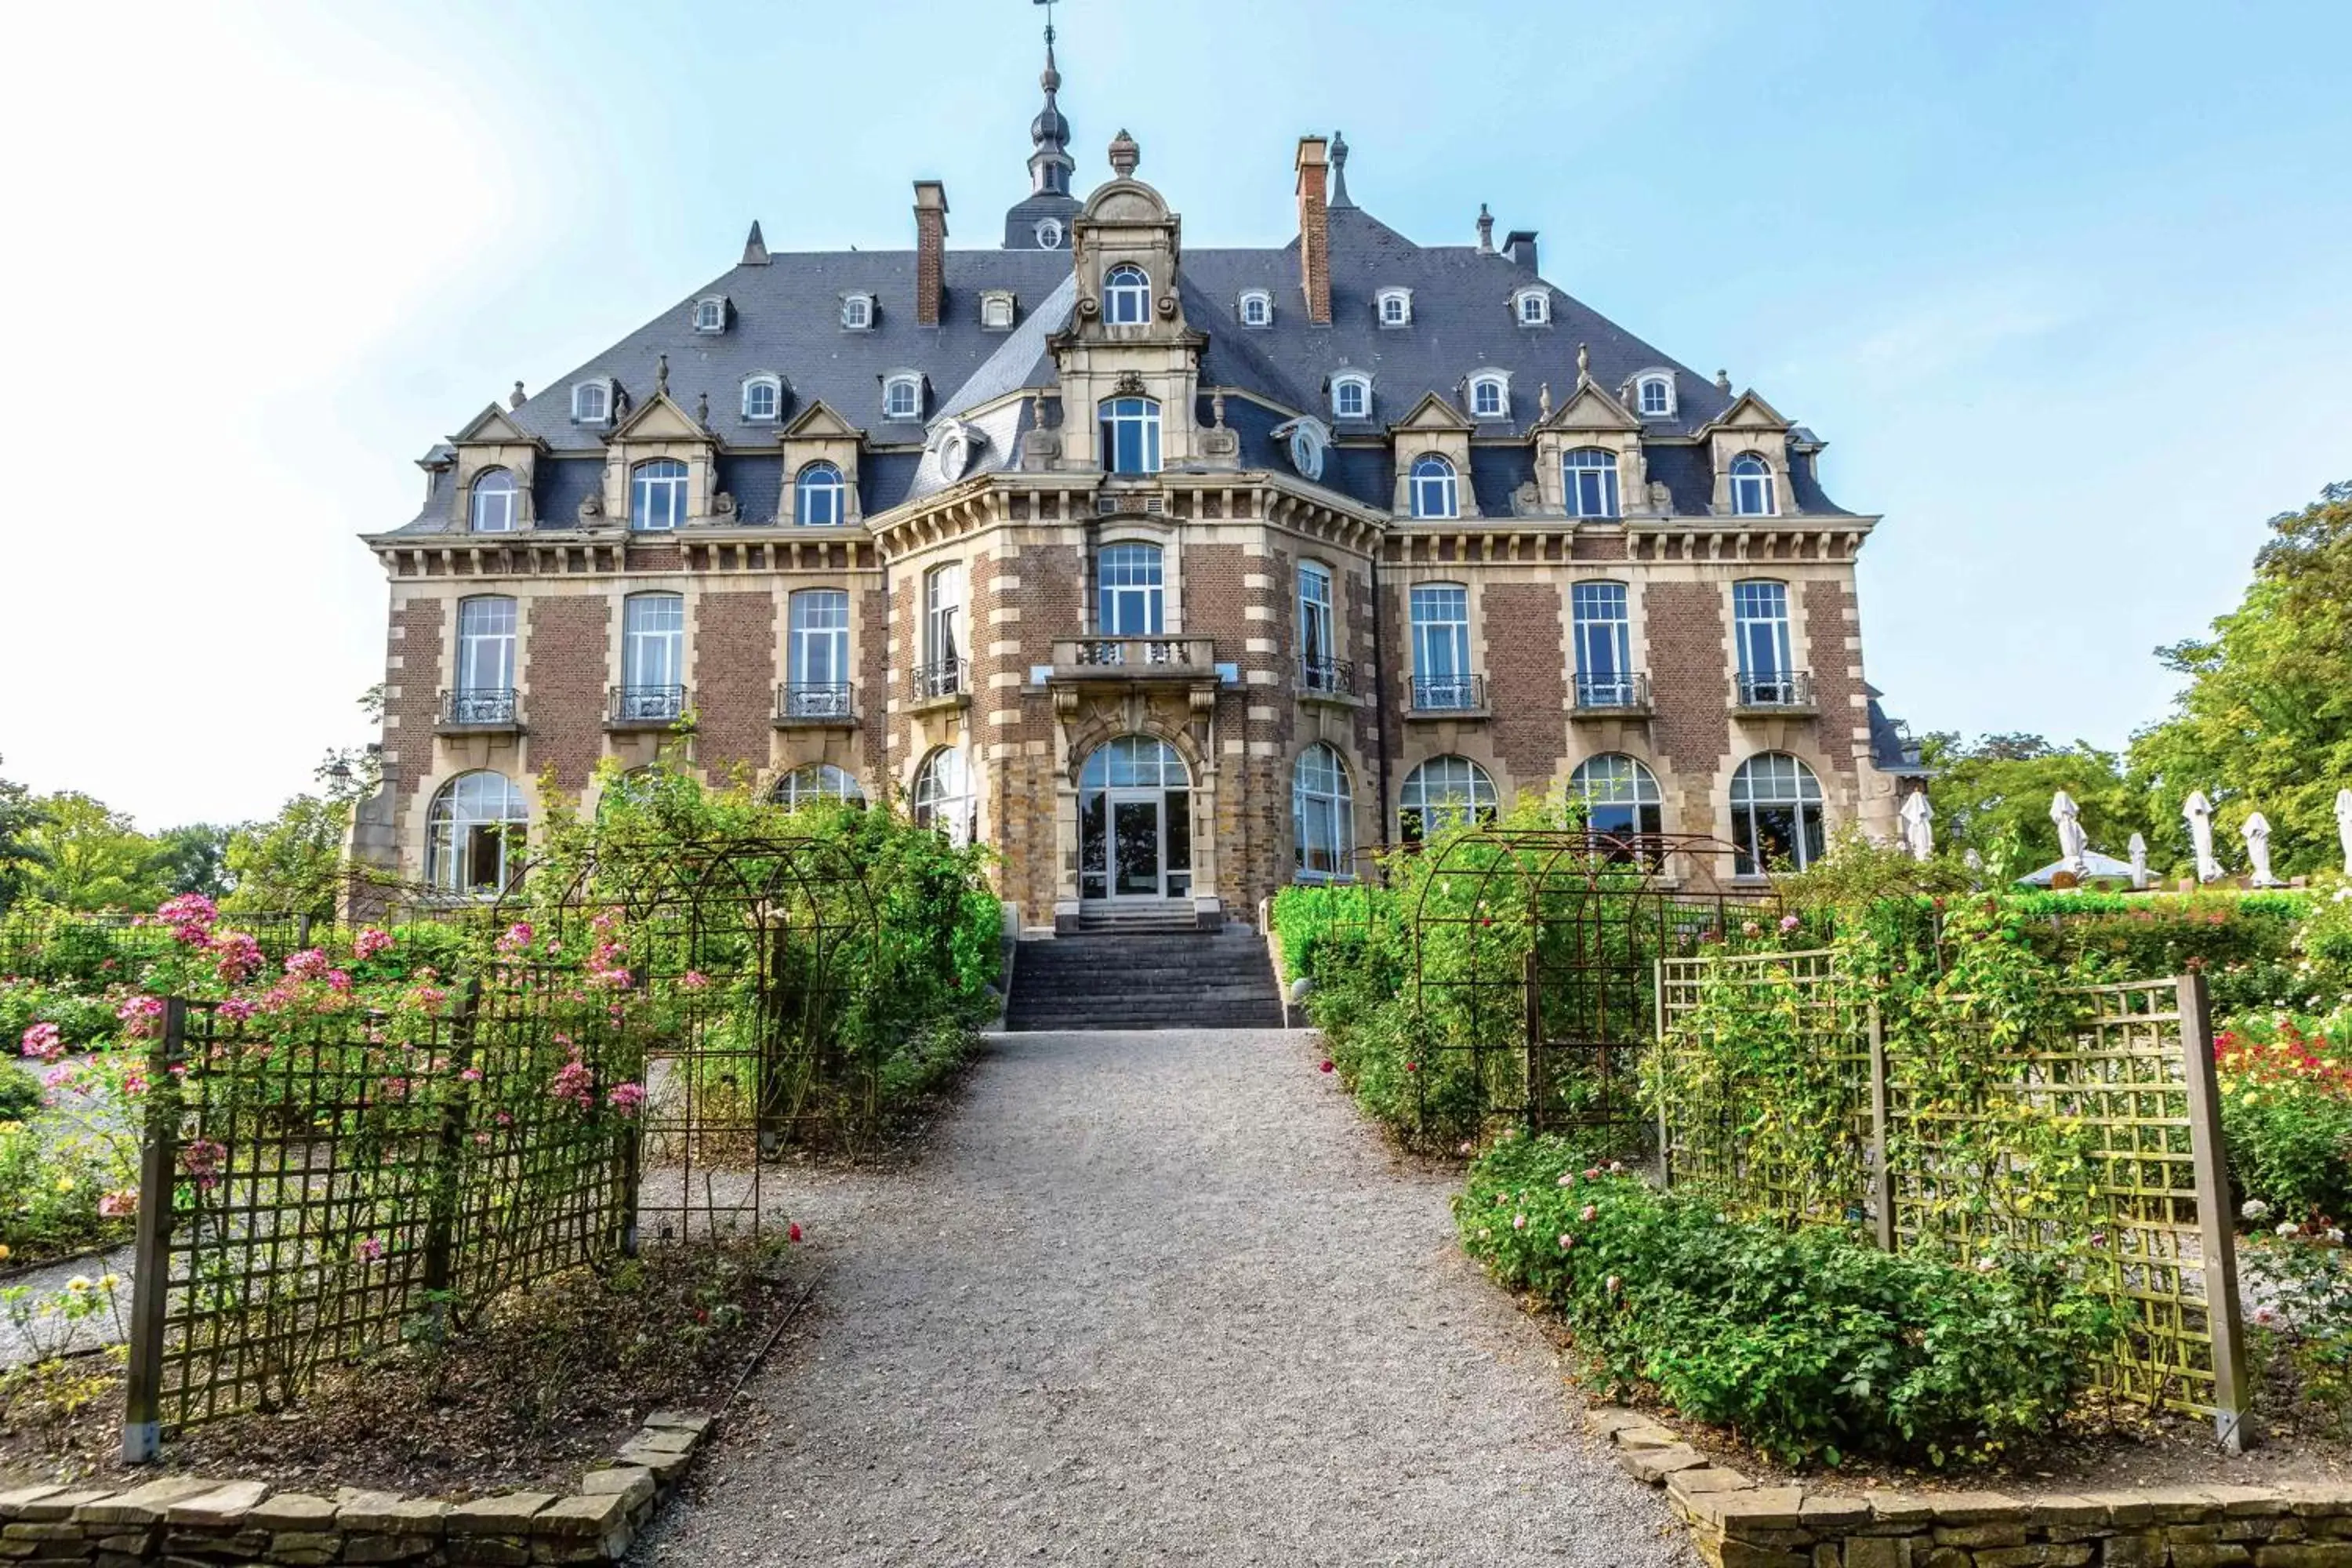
[1211,389,1228,430]
[510,380,526,410]
[655,354,670,395]
[1108,129,1140,178]
[1715,368,1732,393]
[1330,130,1352,207]
[1538,382,1552,419]
[1577,343,1592,383]
[695,390,709,425]
[742,220,769,266]
[1475,202,1494,254]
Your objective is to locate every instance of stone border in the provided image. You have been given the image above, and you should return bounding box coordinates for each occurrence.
[0,1410,713,1566]
[1588,1406,2352,1568]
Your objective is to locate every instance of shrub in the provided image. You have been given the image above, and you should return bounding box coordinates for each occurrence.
[1458,1134,2115,1467]
[2216,1021,2352,1223]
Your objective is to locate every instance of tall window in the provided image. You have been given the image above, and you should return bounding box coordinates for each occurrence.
[796,461,845,526]
[469,467,517,533]
[454,596,516,714]
[1733,579,1794,702]
[912,747,973,844]
[426,771,527,897]
[1409,455,1458,519]
[1098,396,1162,474]
[1730,753,1826,874]
[1398,756,1497,844]
[742,376,780,421]
[1097,543,1165,636]
[1570,754,1663,843]
[1563,448,1620,519]
[1730,452,1777,516]
[631,459,688,532]
[621,593,684,720]
[772,764,864,811]
[922,562,964,692]
[786,589,850,718]
[1409,583,1473,710]
[1570,582,1632,706]
[1298,561,1336,689]
[1292,744,1354,880]
[1104,264,1150,325]
[1331,375,1370,421]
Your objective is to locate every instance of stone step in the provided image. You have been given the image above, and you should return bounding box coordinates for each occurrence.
[1005,928,1282,1033]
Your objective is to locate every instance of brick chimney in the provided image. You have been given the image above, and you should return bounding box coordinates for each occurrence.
[1294,136,1331,325]
[913,180,949,327]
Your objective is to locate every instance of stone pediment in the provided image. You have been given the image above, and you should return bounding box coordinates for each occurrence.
[1542,382,1640,433]
[1388,391,1474,433]
[782,400,862,441]
[450,404,538,448]
[608,391,710,443]
[1707,390,1792,433]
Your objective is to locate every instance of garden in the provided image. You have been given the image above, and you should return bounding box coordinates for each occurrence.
[0,761,1002,1491]
[1275,810,2352,1476]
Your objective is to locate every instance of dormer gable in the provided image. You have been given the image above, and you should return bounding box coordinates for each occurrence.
[607,387,712,444]
[782,399,863,442]
[1387,390,1475,434]
[1540,380,1642,434]
[450,404,539,448]
[1701,390,1793,435]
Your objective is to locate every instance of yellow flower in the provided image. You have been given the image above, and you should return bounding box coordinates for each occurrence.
[0,1244,11,1261]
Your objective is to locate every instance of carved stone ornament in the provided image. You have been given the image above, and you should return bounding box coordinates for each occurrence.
[1511,480,1541,517]
[713,490,736,518]
[1156,294,1177,319]
[1270,416,1330,483]
[1113,370,1146,396]
[936,420,976,483]
[578,489,604,522]
[1020,426,1062,473]
[1108,128,1140,177]
[1210,390,1228,430]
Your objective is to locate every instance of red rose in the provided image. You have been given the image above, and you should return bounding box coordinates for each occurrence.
[787,1221,804,1243]
[1319,1060,1335,1073]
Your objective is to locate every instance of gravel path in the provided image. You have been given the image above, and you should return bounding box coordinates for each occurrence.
[633,1028,1690,1566]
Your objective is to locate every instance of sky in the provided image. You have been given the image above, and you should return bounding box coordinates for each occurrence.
[1,0,2347,830]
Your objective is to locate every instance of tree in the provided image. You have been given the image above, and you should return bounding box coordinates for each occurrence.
[154,823,240,901]
[2129,481,2352,878]
[220,747,383,920]
[1919,734,2152,880]
[29,793,166,911]
[0,757,43,913]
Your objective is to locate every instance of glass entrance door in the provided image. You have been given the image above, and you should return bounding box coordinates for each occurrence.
[1111,794,1163,898]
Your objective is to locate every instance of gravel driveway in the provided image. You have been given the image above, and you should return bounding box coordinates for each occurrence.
[633,1028,1689,1566]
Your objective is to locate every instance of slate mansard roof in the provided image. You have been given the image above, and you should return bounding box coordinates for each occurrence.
[395,158,1858,535]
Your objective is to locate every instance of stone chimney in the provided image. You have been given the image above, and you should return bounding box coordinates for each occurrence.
[913,181,949,328]
[1503,229,1539,271]
[1475,204,1494,254]
[1294,136,1331,326]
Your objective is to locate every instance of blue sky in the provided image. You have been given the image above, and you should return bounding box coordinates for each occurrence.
[2,1,2347,828]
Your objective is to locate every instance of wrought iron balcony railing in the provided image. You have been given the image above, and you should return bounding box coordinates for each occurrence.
[608,684,688,724]
[911,657,966,701]
[1298,658,1356,698]
[1409,673,1487,713]
[1732,670,1816,711]
[776,682,854,722]
[439,688,517,727]
[1573,672,1652,713]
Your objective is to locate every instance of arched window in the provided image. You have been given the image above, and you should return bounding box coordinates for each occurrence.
[1636,375,1674,418]
[883,374,922,420]
[1730,753,1826,875]
[1398,756,1497,844]
[572,380,610,423]
[1239,290,1272,327]
[1098,396,1162,474]
[630,458,688,532]
[1078,735,1192,900]
[469,467,517,533]
[426,771,527,897]
[1469,375,1508,419]
[742,376,781,421]
[1330,373,1371,421]
[771,764,865,811]
[1409,455,1459,519]
[1730,452,1777,517]
[693,296,726,332]
[1376,288,1412,326]
[912,747,973,844]
[1570,754,1663,840]
[1096,542,1164,635]
[1292,744,1354,880]
[1515,288,1551,326]
[1563,448,1620,519]
[795,461,845,526]
[1104,264,1150,325]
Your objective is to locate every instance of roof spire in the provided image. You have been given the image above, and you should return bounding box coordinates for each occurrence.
[1026,2,1073,198]
[1329,130,1353,208]
[1475,202,1494,253]
[741,220,769,266]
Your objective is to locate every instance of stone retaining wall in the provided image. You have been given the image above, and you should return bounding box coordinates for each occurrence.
[0,1410,710,1566]
[1590,1407,2352,1568]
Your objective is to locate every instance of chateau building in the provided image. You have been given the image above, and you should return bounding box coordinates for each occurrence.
[353,34,1924,930]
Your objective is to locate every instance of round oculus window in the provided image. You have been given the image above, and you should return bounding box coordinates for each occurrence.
[1034,217,1064,249]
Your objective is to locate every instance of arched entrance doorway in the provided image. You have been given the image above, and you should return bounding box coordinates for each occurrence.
[1078,735,1192,901]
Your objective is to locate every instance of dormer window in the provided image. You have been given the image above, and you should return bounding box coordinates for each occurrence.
[1238,289,1272,328]
[1408,455,1459,519]
[841,293,875,331]
[883,373,923,422]
[1104,264,1150,325]
[1375,288,1412,327]
[692,296,727,333]
[1730,452,1777,517]
[1330,372,1371,422]
[979,290,1016,331]
[572,379,612,424]
[1514,288,1551,326]
[1468,372,1510,420]
[469,467,518,533]
[1636,374,1675,418]
[742,375,782,422]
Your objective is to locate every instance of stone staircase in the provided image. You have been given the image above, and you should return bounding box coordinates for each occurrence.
[1004,926,1286,1031]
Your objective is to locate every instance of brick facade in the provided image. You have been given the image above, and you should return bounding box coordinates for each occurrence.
[524,597,611,792]
[692,590,775,776]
